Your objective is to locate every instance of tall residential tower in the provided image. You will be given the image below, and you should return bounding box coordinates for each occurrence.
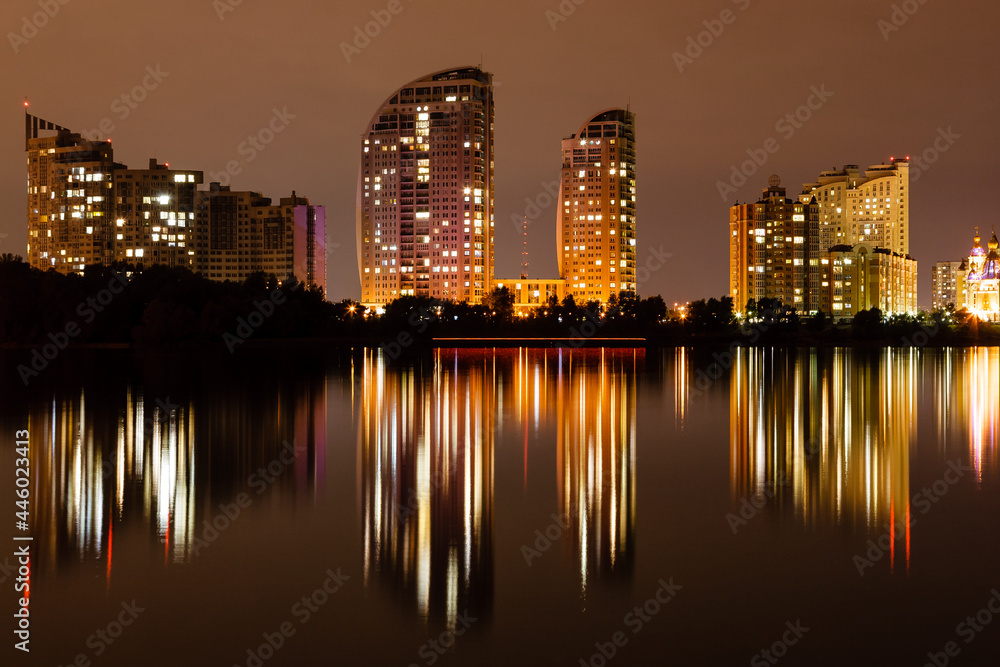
[26,114,115,274]
[557,109,636,304]
[729,177,820,314]
[800,158,910,254]
[113,159,203,269]
[730,169,917,318]
[357,67,495,307]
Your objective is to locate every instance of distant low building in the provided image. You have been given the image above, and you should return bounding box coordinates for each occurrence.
[931,260,964,311]
[494,278,566,314]
[194,184,327,295]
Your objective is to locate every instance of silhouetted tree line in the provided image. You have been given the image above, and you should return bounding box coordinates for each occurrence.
[674,295,992,346]
[373,288,670,342]
[0,255,339,346]
[0,255,993,348]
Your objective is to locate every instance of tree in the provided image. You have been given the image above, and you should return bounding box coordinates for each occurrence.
[533,294,561,322]
[852,308,884,339]
[807,310,830,332]
[382,295,436,328]
[617,290,638,319]
[484,286,515,324]
[637,295,667,326]
[560,294,581,321]
[243,271,268,293]
[688,296,735,331]
[337,299,363,320]
[606,292,620,320]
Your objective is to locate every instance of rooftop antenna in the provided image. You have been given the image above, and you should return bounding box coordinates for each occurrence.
[520,216,529,279]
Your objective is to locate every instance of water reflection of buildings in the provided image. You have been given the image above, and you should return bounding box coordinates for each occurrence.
[29,376,327,579]
[730,348,913,569]
[932,347,1000,481]
[359,349,495,627]
[555,349,638,594]
[673,348,690,427]
[29,390,197,575]
[359,348,641,619]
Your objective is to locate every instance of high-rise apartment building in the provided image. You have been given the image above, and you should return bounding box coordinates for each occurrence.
[194,184,327,295]
[729,176,917,318]
[26,114,115,274]
[113,159,203,269]
[724,159,918,318]
[729,178,820,314]
[357,67,494,307]
[25,111,325,294]
[819,244,918,317]
[557,109,636,304]
[290,196,327,294]
[931,260,964,311]
[800,158,910,254]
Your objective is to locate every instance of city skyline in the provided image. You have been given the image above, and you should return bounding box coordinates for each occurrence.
[4,4,1000,665]
[2,1,996,309]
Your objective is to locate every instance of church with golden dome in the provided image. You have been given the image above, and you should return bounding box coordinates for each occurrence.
[962,228,1000,320]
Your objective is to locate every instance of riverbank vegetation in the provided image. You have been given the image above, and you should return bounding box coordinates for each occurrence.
[1,255,995,349]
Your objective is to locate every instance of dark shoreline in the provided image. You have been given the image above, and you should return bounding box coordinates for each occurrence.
[3,330,999,353]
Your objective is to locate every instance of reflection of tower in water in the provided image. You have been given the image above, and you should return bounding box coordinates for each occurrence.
[933,347,1000,481]
[359,349,494,627]
[556,349,639,594]
[28,374,328,580]
[730,348,912,571]
[30,388,196,575]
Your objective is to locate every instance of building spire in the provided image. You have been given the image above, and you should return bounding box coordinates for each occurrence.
[520,215,529,279]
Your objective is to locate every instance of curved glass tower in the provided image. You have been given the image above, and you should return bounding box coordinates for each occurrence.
[557,108,637,304]
[357,67,495,307]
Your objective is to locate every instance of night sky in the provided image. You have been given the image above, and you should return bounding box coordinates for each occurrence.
[2,0,997,308]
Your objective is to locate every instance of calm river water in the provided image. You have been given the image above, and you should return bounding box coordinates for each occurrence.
[1,347,998,666]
